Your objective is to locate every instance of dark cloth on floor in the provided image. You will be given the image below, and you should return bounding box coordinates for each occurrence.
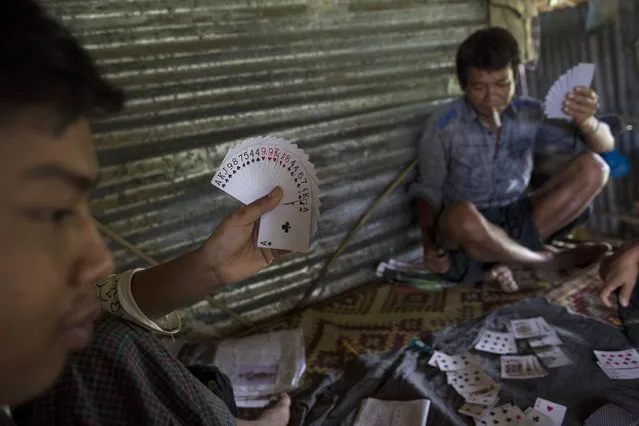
[619,276,639,347]
[12,314,236,426]
[289,298,639,426]
[440,197,544,284]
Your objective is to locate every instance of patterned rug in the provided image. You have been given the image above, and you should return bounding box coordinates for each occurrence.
[257,272,546,376]
[545,263,621,326]
[250,263,620,378]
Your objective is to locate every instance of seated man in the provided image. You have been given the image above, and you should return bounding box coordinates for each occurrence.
[0,1,289,425]
[411,27,614,292]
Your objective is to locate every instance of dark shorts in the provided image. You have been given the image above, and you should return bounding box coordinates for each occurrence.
[438,198,545,284]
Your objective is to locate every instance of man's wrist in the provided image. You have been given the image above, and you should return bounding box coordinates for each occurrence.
[579,116,599,135]
[188,248,222,289]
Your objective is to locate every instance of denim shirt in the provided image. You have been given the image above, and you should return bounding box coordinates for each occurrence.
[410,96,580,214]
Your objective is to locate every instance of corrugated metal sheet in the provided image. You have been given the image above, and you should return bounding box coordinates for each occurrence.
[44,0,487,337]
[526,1,639,237]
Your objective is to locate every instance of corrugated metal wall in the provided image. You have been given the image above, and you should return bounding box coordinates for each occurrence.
[526,1,639,237]
[44,0,487,337]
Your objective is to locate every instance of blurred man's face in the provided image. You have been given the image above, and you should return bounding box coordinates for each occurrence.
[0,111,113,406]
[465,67,516,119]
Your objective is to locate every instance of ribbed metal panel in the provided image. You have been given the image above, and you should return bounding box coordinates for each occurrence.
[44,0,487,337]
[526,1,639,237]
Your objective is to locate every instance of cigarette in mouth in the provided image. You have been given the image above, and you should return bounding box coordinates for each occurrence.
[492,108,502,128]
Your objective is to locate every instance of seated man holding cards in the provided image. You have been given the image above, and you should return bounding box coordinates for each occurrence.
[411,27,614,292]
[1,2,290,426]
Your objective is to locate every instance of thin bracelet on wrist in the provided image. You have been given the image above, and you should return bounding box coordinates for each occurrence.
[582,119,601,136]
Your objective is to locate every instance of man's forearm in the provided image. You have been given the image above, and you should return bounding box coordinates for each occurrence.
[131,249,219,320]
[580,117,615,153]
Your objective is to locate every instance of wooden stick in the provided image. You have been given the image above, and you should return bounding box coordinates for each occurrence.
[295,158,419,310]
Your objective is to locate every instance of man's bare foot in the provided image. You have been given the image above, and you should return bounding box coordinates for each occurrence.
[486,265,518,293]
[236,394,291,426]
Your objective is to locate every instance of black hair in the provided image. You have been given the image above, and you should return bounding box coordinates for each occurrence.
[455,27,521,90]
[0,0,124,133]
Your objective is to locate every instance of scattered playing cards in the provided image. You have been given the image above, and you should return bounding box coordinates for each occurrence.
[474,329,518,354]
[533,345,573,368]
[500,355,548,379]
[510,317,552,339]
[595,348,639,380]
[429,351,501,408]
[211,136,320,252]
[544,62,596,120]
[534,398,567,426]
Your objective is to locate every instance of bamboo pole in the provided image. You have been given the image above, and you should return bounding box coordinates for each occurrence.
[295,158,419,310]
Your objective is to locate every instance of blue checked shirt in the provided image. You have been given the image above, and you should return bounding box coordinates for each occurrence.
[410,96,581,214]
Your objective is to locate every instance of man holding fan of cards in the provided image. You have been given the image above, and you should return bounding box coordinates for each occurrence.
[0,2,291,426]
[412,27,614,292]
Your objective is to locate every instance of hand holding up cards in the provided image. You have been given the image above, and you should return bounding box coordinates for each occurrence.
[211,136,320,253]
[544,62,595,120]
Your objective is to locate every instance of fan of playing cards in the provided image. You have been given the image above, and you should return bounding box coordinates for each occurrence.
[544,62,595,120]
[211,136,320,253]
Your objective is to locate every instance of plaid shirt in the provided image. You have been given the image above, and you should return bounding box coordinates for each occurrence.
[409,96,579,215]
[11,314,236,426]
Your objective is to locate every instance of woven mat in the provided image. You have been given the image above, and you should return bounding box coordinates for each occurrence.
[255,264,621,377]
[260,271,547,376]
[545,263,621,326]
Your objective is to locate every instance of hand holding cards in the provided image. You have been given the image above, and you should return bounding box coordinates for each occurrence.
[544,62,595,120]
[211,136,320,252]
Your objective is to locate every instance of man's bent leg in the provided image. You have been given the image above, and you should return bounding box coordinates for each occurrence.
[531,152,609,239]
[440,202,552,267]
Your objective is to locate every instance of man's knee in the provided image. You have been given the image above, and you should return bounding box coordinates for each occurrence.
[573,152,610,192]
[441,202,485,243]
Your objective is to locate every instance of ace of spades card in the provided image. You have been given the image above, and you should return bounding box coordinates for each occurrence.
[211,136,320,253]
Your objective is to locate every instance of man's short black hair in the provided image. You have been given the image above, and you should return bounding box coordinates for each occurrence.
[0,0,124,134]
[455,27,521,90]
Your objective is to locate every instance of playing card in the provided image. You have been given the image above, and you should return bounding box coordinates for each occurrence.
[534,346,573,368]
[528,327,562,348]
[501,356,548,379]
[525,407,554,425]
[534,398,566,426]
[461,383,501,406]
[428,351,443,367]
[458,402,487,419]
[510,318,550,339]
[433,352,478,372]
[257,203,311,252]
[474,329,518,354]
[594,349,639,369]
[597,361,639,380]
[448,367,493,394]
[477,404,533,425]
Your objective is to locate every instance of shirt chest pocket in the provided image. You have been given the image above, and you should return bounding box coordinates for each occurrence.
[449,152,490,190]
